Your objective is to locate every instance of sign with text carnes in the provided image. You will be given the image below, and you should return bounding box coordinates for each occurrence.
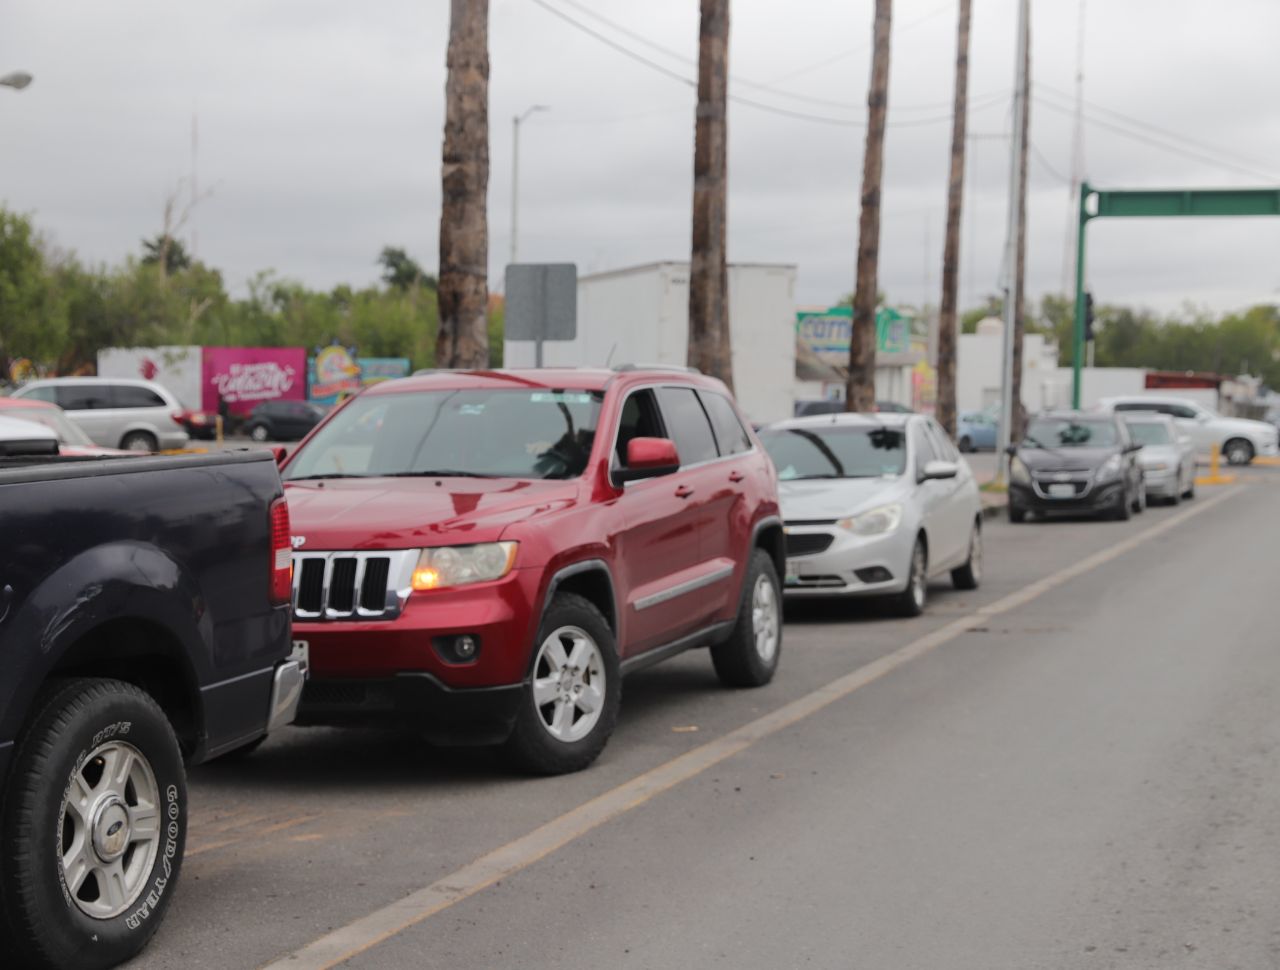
[201,348,306,416]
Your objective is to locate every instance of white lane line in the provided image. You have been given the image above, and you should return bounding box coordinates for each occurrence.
[262,488,1239,970]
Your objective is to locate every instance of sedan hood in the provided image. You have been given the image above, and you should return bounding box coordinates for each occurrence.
[1213,416,1276,438]
[1016,447,1116,471]
[283,476,581,550]
[777,476,905,521]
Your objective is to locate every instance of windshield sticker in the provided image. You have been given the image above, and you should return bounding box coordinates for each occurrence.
[530,392,594,405]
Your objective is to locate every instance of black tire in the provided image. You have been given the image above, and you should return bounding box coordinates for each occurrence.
[119,431,158,453]
[1167,487,1180,506]
[1223,438,1253,466]
[1008,506,1026,524]
[888,536,928,617]
[0,679,186,970]
[1113,489,1131,521]
[504,593,621,775]
[1132,483,1146,514]
[951,519,982,590]
[957,436,972,453]
[248,424,270,443]
[1183,478,1196,500]
[710,549,782,688]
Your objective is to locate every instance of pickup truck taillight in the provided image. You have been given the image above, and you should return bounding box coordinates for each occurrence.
[269,497,293,605]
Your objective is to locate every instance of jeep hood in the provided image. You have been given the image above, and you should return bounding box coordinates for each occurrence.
[283,477,580,550]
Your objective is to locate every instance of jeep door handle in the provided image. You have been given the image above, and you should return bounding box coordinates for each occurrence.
[728,471,745,483]
[674,485,695,499]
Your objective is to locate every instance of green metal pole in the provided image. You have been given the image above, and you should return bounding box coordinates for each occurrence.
[1071,182,1090,409]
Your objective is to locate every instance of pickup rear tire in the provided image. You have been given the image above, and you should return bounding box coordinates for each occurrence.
[711,549,782,688]
[0,678,186,970]
[504,593,620,775]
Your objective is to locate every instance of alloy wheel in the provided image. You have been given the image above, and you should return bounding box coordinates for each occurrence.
[531,626,606,743]
[751,574,780,664]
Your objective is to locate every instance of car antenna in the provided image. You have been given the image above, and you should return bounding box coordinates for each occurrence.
[605,343,618,368]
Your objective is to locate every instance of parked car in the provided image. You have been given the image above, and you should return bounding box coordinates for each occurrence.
[178,410,220,440]
[243,400,328,442]
[0,449,303,970]
[1096,395,1279,466]
[759,412,982,616]
[10,377,191,452]
[1121,413,1196,504]
[1007,411,1145,523]
[280,368,784,775]
[794,399,913,417]
[956,409,999,452]
[0,397,129,456]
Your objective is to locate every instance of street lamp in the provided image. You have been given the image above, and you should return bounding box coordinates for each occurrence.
[0,71,33,91]
[510,104,549,267]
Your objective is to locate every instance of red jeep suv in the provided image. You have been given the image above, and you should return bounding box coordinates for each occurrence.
[281,367,784,774]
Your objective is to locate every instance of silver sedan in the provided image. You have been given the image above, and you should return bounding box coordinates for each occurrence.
[759,412,984,616]
[1122,413,1196,504]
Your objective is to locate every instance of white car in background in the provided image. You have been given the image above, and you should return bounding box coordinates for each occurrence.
[758,412,983,617]
[1120,413,1196,504]
[1097,395,1279,466]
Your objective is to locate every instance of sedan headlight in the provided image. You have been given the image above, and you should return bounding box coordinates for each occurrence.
[412,542,518,591]
[1009,456,1031,484]
[838,503,903,536]
[1095,454,1123,481]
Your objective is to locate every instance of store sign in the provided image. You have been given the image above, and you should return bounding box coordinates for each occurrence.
[202,348,306,415]
[796,306,917,365]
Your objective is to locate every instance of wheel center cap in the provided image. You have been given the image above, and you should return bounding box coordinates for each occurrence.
[92,800,131,862]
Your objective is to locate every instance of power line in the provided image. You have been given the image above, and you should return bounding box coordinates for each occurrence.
[1034,96,1280,183]
[1030,141,1071,183]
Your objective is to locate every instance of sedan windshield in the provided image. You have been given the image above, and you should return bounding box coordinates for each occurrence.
[0,406,94,446]
[285,388,603,481]
[759,426,906,480]
[1024,418,1118,448]
[1126,422,1172,446]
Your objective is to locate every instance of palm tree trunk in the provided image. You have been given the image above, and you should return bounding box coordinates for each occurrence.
[935,0,971,438]
[1011,12,1030,441]
[436,0,490,369]
[688,0,732,389]
[846,0,892,412]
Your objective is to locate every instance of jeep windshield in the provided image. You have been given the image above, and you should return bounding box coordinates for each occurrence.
[285,388,603,481]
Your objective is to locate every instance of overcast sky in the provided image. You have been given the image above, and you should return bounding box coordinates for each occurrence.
[4,0,1279,315]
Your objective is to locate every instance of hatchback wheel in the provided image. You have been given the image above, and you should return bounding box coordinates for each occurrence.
[249,424,270,443]
[888,537,928,617]
[951,520,982,590]
[505,593,620,775]
[710,549,781,688]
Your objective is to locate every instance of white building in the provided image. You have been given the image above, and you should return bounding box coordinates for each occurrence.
[504,262,798,425]
[956,318,1060,414]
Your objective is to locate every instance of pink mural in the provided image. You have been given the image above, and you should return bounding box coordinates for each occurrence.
[201,347,306,416]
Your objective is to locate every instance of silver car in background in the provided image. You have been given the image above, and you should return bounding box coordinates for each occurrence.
[758,413,983,616]
[1121,413,1196,504]
[10,377,190,452]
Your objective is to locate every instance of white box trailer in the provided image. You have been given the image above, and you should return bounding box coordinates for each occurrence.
[504,262,798,425]
[97,346,202,410]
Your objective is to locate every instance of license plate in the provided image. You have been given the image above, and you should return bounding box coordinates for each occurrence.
[785,559,801,585]
[290,639,310,678]
[1047,483,1075,498]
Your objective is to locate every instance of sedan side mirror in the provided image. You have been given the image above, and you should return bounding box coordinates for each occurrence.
[920,459,959,481]
[615,437,680,484]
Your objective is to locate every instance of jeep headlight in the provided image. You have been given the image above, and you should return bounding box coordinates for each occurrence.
[1096,454,1123,481]
[838,503,902,536]
[412,542,518,590]
[1009,456,1031,484]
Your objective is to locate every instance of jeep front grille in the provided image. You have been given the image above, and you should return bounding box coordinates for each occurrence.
[291,550,418,621]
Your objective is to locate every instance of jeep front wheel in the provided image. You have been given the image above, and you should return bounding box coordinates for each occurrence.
[0,678,186,970]
[505,593,621,775]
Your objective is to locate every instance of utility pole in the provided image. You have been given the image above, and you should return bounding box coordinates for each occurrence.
[935,0,971,438]
[1010,10,1031,443]
[510,105,548,267]
[437,0,491,369]
[996,0,1029,471]
[688,0,733,388]
[846,0,892,413]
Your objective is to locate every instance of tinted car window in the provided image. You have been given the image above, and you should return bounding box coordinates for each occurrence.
[55,385,112,410]
[1127,422,1172,445]
[19,385,56,403]
[655,387,718,466]
[925,419,958,461]
[1168,404,1198,419]
[759,425,906,479]
[700,391,752,456]
[912,423,939,467]
[112,385,167,409]
[615,389,665,464]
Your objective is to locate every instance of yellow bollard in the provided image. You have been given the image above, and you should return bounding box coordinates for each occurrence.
[1195,439,1236,486]
[215,414,224,446]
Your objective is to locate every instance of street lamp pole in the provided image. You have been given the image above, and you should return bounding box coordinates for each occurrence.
[0,71,34,91]
[510,105,548,267]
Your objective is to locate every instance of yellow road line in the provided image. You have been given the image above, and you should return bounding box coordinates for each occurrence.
[261,487,1239,970]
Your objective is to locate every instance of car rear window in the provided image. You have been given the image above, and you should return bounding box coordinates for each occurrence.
[759,425,906,480]
[285,388,603,481]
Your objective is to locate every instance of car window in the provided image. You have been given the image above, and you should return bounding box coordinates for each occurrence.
[912,422,939,469]
[17,385,56,403]
[55,385,112,410]
[285,388,603,481]
[111,385,167,409]
[614,389,665,465]
[1025,417,1119,448]
[1169,404,1198,419]
[654,386,718,466]
[925,419,959,461]
[1126,422,1172,445]
[699,391,752,456]
[759,425,906,479]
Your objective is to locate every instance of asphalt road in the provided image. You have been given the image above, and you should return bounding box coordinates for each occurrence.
[130,472,1280,969]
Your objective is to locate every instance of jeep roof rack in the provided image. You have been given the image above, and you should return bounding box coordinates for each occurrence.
[612,363,701,374]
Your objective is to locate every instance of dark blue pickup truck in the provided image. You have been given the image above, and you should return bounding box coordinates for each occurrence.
[0,447,303,970]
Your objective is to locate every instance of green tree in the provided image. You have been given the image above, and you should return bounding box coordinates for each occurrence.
[141,234,192,276]
[0,208,67,372]
[378,247,435,292]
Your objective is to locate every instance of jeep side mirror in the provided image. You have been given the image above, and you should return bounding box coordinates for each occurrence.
[615,437,680,484]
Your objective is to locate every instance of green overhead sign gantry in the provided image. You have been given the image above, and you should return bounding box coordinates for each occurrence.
[1072,184,1280,407]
